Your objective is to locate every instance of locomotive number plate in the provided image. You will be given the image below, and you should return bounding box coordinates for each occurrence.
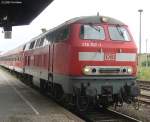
[104,53,116,61]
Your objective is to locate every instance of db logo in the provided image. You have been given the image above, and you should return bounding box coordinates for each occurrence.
[104,53,116,61]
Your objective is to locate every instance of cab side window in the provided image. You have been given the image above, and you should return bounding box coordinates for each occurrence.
[54,26,69,42]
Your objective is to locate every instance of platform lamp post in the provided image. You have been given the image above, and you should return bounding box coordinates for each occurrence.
[146,39,148,67]
[138,9,143,67]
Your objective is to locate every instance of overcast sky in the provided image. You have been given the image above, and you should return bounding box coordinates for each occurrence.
[0,0,149,53]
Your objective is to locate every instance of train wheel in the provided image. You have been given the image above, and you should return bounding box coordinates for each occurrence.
[76,94,89,112]
[40,80,47,94]
[66,94,76,109]
[54,85,64,102]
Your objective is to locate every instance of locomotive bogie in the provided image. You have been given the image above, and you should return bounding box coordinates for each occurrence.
[70,76,136,96]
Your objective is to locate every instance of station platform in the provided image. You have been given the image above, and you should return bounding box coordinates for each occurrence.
[0,69,84,122]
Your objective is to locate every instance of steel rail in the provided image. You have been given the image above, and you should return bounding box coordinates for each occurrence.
[78,107,141,122]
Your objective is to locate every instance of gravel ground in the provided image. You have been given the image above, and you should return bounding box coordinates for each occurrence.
[110,103,150,122]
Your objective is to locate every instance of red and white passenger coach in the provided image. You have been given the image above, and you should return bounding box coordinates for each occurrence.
[0,16,140,111]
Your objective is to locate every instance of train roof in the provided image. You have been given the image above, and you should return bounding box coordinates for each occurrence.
[65,16,125,25]
[1,45,24,57]
[47,15,125,34]
[29,16,126,42]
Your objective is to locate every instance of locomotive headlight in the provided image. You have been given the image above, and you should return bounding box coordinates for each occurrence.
[127,67,133,74]
[83,66,91,75]
[101,17,108,23]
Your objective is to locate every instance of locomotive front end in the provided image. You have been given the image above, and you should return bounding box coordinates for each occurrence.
[69,16,140,109]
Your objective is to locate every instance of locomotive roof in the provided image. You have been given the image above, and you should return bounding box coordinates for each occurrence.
[65,16,125,25]
[30,16,125,42]
[48,16,125,33]
[1,16,126,54]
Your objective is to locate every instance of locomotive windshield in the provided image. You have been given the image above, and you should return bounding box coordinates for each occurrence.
[80,25,105,40]
[108,26,131,41]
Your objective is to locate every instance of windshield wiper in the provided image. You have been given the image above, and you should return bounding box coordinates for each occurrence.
[116,25,125,39]
[88,23,101,32]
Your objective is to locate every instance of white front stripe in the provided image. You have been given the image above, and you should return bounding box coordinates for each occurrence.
[79,52,136,62]
[116,53,136,61]
[79,52,104,61]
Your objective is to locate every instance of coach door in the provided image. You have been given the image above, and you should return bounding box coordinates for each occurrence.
[46,32,54,83]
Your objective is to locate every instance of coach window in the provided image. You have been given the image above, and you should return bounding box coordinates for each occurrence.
[29,41,35,49]
[60,26,69,40]
[46,32,53,42]
[23,45,26,50]
[80,25,105,40]
[24,43,30,50]
[54,26,69,42]
[108,26,131,41]
[43,37,49,46]
[39,38,44,47]
[54,30,59,41]
[35,39,40,48]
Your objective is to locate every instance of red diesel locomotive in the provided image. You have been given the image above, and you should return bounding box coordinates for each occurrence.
[0,16,140,111]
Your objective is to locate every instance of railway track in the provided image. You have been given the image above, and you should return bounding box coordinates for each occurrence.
[139,94,150,105]
[137,80,150,88]
[78,107,141,122]
[139,86,150,91]
[136,80,150,105]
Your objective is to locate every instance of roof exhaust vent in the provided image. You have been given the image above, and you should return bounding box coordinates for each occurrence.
[97,12,100,16]
[41,28,47,33]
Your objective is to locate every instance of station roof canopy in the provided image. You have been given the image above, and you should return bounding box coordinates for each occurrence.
[0,0,54,27]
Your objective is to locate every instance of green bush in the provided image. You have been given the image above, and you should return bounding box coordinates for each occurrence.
[141,61,150,67]
[137,67,150,80]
